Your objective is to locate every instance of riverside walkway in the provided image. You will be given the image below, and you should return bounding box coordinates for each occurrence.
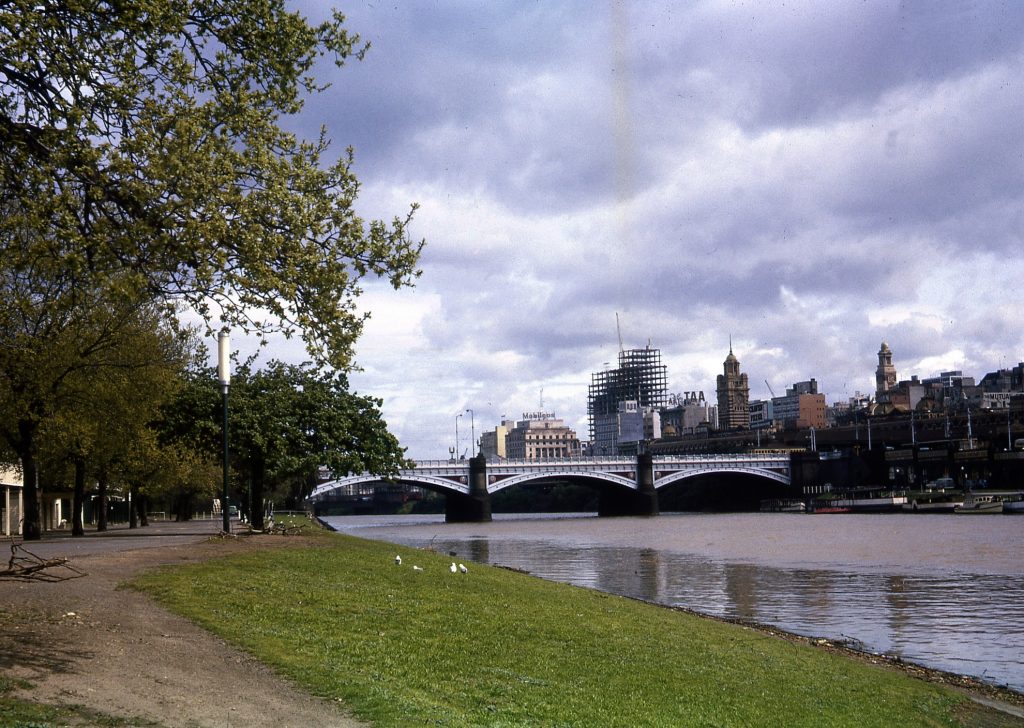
[0,517,364,727]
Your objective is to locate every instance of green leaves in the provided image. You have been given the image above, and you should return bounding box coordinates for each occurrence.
[1,0,422,370]
[159,360,409,510]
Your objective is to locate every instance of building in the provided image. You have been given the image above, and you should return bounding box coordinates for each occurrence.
[479,420,516,460]
[749,399,773,430]
[771,390,827,431]
[662,391,716,436]
[2,466,23,537]
[588,346,668,455]
[504,412,582,459]
[768,378,827,430]
[716,346,750,430]
[875,342,897,401]
[981,392,1013,410]
[979,363,1024,394]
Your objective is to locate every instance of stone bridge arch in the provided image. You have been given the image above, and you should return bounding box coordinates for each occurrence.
[488,470,637,495]
[655,467,790,490]
[311,473,471,498]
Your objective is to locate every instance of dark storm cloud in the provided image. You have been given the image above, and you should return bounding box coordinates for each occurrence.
[273,1,1024,457]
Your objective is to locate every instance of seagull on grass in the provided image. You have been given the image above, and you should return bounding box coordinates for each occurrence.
[412,565,423,572]
[450,562,457,573]
[459,563,468,574]
[395,555,402,565]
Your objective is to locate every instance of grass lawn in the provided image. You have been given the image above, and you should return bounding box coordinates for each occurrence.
[133,525,996,727]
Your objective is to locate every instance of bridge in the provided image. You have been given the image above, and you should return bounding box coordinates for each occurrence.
[307,452,794,522]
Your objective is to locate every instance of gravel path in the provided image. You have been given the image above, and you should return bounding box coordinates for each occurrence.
[1,520,365,727]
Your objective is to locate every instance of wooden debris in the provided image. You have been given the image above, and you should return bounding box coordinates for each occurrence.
[1,542,86,581]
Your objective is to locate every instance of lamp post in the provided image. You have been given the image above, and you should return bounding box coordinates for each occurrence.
[217,331,231,534]
[466,408,475,456]
[1008,405,1013,451]
[455,413,463,459]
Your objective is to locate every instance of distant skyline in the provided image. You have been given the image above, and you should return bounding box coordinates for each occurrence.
[230,1,1024,459]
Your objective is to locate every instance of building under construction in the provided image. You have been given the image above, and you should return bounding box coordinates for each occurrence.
[588,346,668,454]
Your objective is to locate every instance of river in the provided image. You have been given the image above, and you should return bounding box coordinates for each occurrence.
[322,512,1024,692]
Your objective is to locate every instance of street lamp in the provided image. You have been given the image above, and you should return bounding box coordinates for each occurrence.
[217,331,231,534]
[455,413,463,459]
[466,409,475,456]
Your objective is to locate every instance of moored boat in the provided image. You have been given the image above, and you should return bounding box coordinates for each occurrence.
[760,499,806,513]
[810,505,852,514]
[954,492,1004,514]
[901,497,964,513]
[1003,493,1024,514]
[829,494,908,512]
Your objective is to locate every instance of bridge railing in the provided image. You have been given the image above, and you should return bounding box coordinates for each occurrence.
[410,453,790,469]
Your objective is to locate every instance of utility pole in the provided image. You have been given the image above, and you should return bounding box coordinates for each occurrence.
[217,331,231,534]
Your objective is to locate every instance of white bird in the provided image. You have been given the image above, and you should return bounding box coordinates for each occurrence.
[459,563,468,574]
[412,565,423,572]
[395,555,402,565]
[450,562,457,573]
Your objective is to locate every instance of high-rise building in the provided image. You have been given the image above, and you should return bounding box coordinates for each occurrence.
[588,346,668,455]
[875,342,897,400]
[716,345,750,429]
[504,412,581,459]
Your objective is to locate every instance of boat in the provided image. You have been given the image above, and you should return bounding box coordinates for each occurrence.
[1003,493,1024,514]
[760,499,806,513]
[953,492,1004,514]
[901,497,964,513]
[829,494,908,512]
[823,488,908,513]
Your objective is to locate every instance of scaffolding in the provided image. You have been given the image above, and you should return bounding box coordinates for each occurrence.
[588,347,668,442]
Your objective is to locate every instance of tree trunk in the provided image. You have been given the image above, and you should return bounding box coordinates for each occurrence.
[139,491,149,526]
[174,490,192,521]
[72,456,86,537]
[251,460,266,531]
[129,482,138,528]
[96,470,108,532]
[18,419,42,540]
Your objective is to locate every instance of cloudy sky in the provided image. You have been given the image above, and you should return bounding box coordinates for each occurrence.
[250,0,1024,460]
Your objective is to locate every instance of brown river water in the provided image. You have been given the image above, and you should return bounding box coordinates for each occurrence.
[323,512,1024,692]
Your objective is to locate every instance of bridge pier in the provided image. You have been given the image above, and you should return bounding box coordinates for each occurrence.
[598,452,659,517]
[445,454,492,523]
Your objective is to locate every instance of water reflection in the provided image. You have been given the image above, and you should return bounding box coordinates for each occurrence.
[325,513,1024,692]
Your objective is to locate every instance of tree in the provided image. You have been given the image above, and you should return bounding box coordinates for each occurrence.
[159,361,408,530]
[2,1,423,539]
[0,277,190,538]
[1,1,422,371]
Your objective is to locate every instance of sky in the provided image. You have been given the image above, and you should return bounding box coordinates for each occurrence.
[240,0,1024,460]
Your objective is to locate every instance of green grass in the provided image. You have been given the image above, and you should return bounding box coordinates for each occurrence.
[133,531,983,727]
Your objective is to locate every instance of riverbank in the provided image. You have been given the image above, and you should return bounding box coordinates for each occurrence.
[135,522,1023,726]
[3,519,1022,726]
[0,520,364,727]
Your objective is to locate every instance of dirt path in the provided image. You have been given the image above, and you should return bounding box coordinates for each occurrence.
[1,522,366,727]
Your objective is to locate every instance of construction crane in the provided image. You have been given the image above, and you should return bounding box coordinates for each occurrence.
[615,312,624,353]
[765,379,776,398]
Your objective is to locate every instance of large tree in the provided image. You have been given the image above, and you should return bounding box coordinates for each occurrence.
[0,279,191,538]
[2,2,422,538]
[40,308,191,533]
[0,1,422,370]
[160,360,408,530]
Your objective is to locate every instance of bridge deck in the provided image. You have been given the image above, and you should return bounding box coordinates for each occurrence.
[308,454,792,499]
